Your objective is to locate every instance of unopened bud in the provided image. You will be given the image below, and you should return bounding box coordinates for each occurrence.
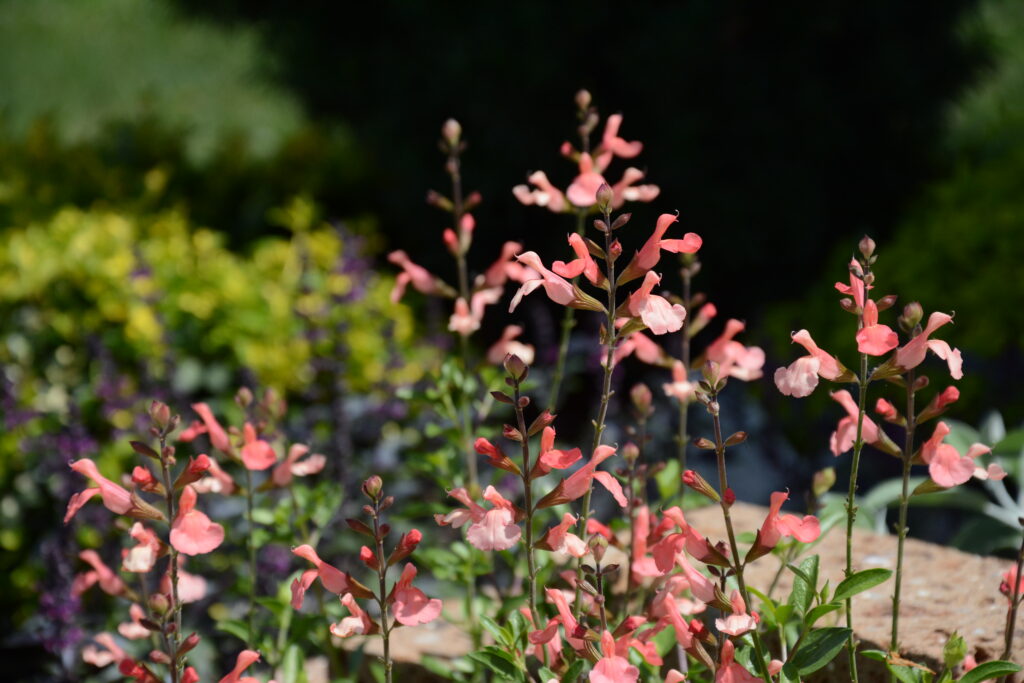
[876,294,898,312]
[503,353,528,382]
[622,442,640,465]
[575,89,592,111]
[595,183,614,213]
[608,239,623,261]
[858,235,876,260]
[425,189,454,212]
[148,401,171,429]
[900,302,924,333]
[442,118,462,146]
[589,535,608,562]
[149,650,172,665]
[723,488,736,506]
[611,213,631,231]
[682,469,720,502]
[362,475,383,501]
[630,383,653,416]
[235,387,253,408]
[942,632,967,669]
[593,218,609,233]
[178,633,200,656]
[149,593,170,615]
[812,468,836,498]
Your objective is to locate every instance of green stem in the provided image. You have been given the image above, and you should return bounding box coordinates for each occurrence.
[573,208,619,618]
[999,531,1024,682]
[373,504,393,683]
[157,433,182,683]
[710,393,773,683]
[844,352,869,683]
[547,209,587,413]
[891,369,916,668]
[245,468,257,650]
[513,382,540,627]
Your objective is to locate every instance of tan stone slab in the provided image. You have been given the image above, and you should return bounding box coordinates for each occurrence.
[685,503,1021,675]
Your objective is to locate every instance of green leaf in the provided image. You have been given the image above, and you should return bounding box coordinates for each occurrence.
[787,555,819,615]
[467,647,522,681]
[281,643,303,683]
[832,568,893,603]
[887,664,925,683]
[656,459,681,501]
[784,626,851,676]
[216,618,250,643]
[804,602,842,627]
[479,616,512,648]
[861,649,888,662]
[958,661,1022,683]
[563,659,586,682]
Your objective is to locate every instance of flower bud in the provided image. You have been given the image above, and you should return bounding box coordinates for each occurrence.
[595,183,614,213]
[942,632,967,669]
[611,213,631,231]
[630,383,653,417]
[858,235,876,260]
[178,633,201,656]
[876,294,898,312]
[235,387,253,409]
[442,118,462,146]
[388,528,423,565]
[503,353,528,382]
[149,593,170,615]
[622,442,640,465]
[575,89,592,111]
[359,545,379,570]
[362,475,383,501]
[149,401,171,429]
[682,469,720,502]
[589,535,608,562]
[899,302,924,333]
[149,650,172,665]
[608,239,623,261]
[723,488,736,506]
[812,467,836,498]
[464,190,483,211]
[425,189,453,211]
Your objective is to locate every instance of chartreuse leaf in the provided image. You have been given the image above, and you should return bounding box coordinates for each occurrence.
[959,661,1021,683]
[832,568,892,603]
[787,555,819,615]
[783,626,851,677]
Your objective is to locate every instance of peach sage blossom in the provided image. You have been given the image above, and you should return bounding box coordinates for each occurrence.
[170,485,225,556]
[627,271,686,335]
[391,563,442,626]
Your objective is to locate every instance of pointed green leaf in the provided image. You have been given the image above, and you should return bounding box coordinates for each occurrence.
[832,568,893,603]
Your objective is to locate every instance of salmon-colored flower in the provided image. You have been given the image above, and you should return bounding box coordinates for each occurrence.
[715,591,758,636]
[620,214,702,284]
[486,325,536,366]
[539,445,626,508]
[388,250,438,303]
[512,171,568,213]
[240,423,276,471]
[74,550,126,597]
[82,632,127,668]
[600,114,643,161]
[65,459,133,523]
[534,426,583,476]
[753,491,820,554]
[219,649,261,683]
[122,522,161,573]
[894,311,963,379]
[705,320,765,381]
[774,329,849,397]
[536,513,588,557]
[610,167,660,209]
[610,328,667,368]
[829,389,899,457]
[590,630,640,683]
[271,444,326,487]
[191,402,234,455]
[509,251,576,310]
[291,544,370,607]
[330,593,377,637]
[627,271,686,335]
[391,563,442,626]
[716,640,758,683]
[663,361,696,403]
[567,153,608,207]
[118,603,150,640]
[170,485,224,556]
[552,233,604,286]
[921,422,1004,487]
[856,299,898,356]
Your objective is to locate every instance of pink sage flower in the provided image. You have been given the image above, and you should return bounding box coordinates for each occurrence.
[391,563,442,626]
[774,329,849,397]
[627,271,686,335]
[590,630,640,683]
[218,650,261,683]
[170,485,224,556]
[715,590,758,636]
[893,311,963,379]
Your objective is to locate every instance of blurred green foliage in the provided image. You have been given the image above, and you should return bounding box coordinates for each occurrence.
[0,0,302,161]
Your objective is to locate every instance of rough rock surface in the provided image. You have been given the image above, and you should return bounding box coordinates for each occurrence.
[686,503,1020,680]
